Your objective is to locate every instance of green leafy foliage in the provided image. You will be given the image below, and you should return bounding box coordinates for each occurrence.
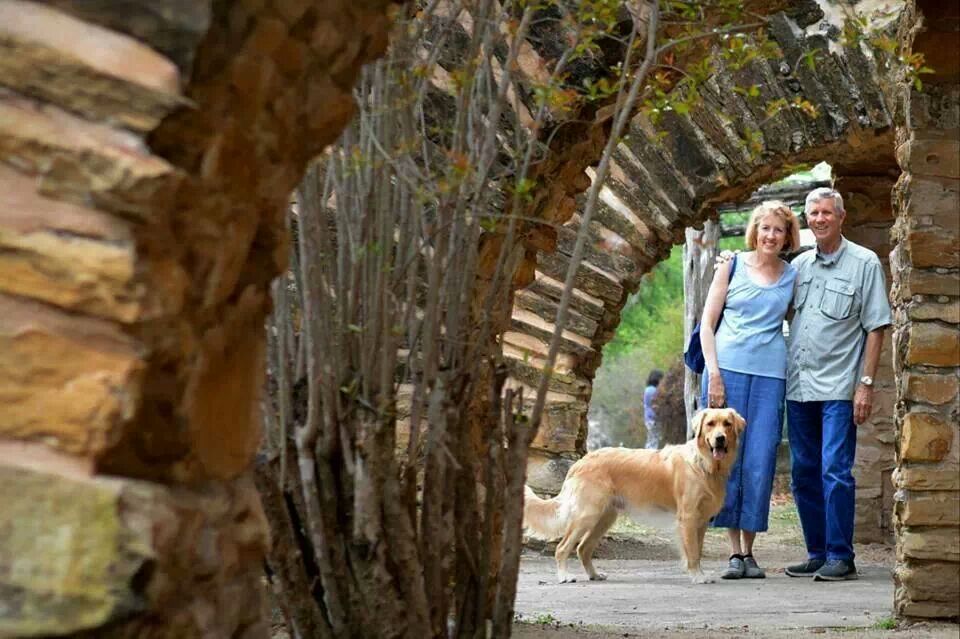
[605,245,685,362]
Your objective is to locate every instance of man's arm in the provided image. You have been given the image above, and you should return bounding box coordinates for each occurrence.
[853,327,886,425]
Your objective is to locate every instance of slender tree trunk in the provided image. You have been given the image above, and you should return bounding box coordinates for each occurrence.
[682,220,720,432]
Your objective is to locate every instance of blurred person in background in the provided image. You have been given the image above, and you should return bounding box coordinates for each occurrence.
[642,369,664,449]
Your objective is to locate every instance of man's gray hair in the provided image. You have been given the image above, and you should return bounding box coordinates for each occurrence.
[805,187,845,214]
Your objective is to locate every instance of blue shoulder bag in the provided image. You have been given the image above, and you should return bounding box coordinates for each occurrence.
[683,254,737,374]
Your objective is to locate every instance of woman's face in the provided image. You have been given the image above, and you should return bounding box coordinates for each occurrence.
[755,213,788,255]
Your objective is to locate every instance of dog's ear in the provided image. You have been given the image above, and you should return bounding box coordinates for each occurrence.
[691,410,707,439]
[730,409,746,435]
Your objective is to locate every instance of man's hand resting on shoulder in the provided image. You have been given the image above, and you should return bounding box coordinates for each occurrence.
[714,249,740,266]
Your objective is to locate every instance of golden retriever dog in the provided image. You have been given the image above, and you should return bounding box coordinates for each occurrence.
[523,408,745,584]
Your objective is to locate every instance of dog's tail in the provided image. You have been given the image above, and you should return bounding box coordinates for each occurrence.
[523,484,567,540]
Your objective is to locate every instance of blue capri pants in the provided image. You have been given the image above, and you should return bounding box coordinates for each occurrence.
[701,368,785,532]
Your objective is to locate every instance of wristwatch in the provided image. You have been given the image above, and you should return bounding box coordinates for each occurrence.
[859,375,874,387]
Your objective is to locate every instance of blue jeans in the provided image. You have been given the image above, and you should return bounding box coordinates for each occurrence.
[786,400,856,562]
[701,369,785,532]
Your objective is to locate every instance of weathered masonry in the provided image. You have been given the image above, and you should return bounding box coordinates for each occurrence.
[0,1,956,636]
[0,1,393,636]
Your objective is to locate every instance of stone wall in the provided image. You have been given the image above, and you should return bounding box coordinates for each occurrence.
[0,1,392,636]
[890,0,960,620]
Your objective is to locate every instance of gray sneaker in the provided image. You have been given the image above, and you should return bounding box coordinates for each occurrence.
[721,555,746,579]
[743,555,765,579]
[813,559,858,581]
[785,558,826,577]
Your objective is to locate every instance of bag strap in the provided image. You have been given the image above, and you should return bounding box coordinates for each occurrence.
[728,253,737,283]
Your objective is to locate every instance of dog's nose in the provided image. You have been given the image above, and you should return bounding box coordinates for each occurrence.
[714,434,726,447]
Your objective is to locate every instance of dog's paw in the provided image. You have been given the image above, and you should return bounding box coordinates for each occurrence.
[690,572,715,584]
[558,576,577,584]
[589,572,608,581]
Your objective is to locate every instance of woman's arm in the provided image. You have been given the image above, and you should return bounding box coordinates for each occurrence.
[700,260,731,406]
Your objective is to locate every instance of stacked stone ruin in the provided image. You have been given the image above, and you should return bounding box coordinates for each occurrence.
[0,0,956,636]
[0,1,393,636]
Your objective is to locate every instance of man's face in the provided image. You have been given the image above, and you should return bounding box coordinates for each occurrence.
[806,197,844,247]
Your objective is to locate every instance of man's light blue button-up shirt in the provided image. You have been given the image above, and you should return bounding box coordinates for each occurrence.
[786,238,892,402]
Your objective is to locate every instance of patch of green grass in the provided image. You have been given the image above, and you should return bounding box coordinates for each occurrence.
[874,616,897,630]
[766,501,804,545]
[514,611,560,626]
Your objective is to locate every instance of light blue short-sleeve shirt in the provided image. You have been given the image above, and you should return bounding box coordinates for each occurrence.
[786,238,892,402]
[715,256,797,379]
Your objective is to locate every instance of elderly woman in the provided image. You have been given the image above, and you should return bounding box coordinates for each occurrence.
[699,200,801,580]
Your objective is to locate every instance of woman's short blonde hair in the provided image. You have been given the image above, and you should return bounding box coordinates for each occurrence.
[745,200,801,252]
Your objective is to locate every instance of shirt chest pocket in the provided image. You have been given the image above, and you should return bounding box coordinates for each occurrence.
[821,279,858,320]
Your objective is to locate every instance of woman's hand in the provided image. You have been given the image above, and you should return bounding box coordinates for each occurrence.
[708,374,726,408]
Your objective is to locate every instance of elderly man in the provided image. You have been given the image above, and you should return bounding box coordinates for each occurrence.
[783,187,892,581]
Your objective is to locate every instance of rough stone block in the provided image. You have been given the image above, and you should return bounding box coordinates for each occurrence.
[899,527,960,562]
[0,165,146,321]
[899,137,960,179]
[0,463,268,638]
[907,322,960,367]
[903,269,960,297]
[903,371,960,405]
[0,1,188,131]
[530,402,587,455]
[907,85,960,131]
[897,491,960,526]
[895,559,960,603]
[526,450,575,496]
[897,598,960,619]
[0,93,177,219]
[0,1,180,92]
[17,0,210,78]
[902,174,960,231]
[0,294,143,456]
[897,464,960,490]
[0,464,148,635]
[902,412,955,462]
[908,228,960,268]
[908,301,960,324]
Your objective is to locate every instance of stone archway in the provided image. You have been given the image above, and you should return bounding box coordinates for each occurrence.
[513,1,958,620]
[518,7,900,505]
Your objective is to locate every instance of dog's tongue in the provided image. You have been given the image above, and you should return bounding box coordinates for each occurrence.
[712,448,727,460]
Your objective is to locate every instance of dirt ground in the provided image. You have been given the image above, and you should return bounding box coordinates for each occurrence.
[512,621,960,639]
[512,491,959,639]
[268,490,959,638]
